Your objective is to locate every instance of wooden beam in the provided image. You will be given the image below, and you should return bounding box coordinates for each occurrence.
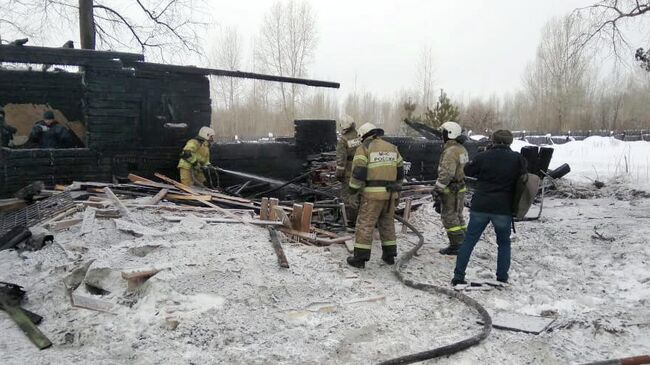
[162,216,283,226]
[80,207,96,236]
[260,198,269,220]
[0,44,143,66]
[48,218,83,231]
[268,198,280,221]
[0,298,52,350]
[301,202,314,233]
[290,204,303,230]
[147,188,168,205]
[130,61,340,89]
[268,227,289,268]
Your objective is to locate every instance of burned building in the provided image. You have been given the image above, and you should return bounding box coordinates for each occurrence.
[1,44,473,198]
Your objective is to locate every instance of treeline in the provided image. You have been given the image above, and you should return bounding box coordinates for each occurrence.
[210,7,650,138]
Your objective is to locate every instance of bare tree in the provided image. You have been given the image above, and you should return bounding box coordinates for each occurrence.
[256,0,318,121]
[0,0,208,61]
[524,16,595,132]
[416,46,436,109]
[572,0,650,61]
[461,98,497,133]
[211,26,244,110]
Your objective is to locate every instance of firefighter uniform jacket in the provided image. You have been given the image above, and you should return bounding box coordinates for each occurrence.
[335,129,360,179]
[435,140,469,191]
[349,136,404,200]
[177,137,211,171]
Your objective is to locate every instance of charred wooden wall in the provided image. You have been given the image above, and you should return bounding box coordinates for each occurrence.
[0,70,83,121]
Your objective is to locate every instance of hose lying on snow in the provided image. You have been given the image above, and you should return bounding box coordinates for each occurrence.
[377,215,492,365]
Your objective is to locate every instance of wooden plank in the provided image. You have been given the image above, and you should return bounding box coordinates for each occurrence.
[259,197,269,220]
[291,204,303,230]
[121,268,161,291]
[301,202,314,233]
[0,44,142,65]
[401,198,413,234]
[166,193,212,202]
[154,173,250,225]
[80,207,96,236]
[162,216,283,226]
[339,202,348,227]
[268,227,289,268]
[103,187,134,222]
[272,206,292,228]
[268,198,280,221]
[71,292,115,314]
[48,218,83,231]
[147,189,168,205]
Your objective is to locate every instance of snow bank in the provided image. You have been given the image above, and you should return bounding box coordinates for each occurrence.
[512,136,650,190]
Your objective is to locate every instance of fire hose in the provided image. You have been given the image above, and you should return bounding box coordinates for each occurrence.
[377,215,492,365]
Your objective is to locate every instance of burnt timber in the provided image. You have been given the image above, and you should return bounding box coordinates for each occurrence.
[0,44,476,198]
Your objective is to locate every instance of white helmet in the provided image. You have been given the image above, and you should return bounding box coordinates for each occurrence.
[357,122,383,139]
[339,115,355,131]
[198,126,215,140]
[440,121,462,140]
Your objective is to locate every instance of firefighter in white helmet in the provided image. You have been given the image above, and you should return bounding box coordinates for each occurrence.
[346,122,404,268]
[434,121,469,255]
[178,126,215,187]
[336,115,361,225]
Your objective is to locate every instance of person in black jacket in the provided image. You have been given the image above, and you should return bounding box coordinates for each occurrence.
[452,130,527,285]
[29,110,78,149]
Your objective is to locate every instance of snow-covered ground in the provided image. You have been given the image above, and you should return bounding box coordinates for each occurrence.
[0,138,648,364]
[513,136,650,190]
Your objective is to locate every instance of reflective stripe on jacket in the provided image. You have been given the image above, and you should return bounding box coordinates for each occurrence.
[177,138,211,170]
[349,137,404,200]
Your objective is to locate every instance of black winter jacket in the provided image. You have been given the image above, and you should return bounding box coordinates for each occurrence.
[465,144,527,215]
[29,120,77,149]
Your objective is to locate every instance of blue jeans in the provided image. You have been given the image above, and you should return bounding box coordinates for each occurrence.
[453,211,512,282]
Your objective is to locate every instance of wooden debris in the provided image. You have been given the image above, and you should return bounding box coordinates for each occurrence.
[121,268,161,291]
[268,198,280,221]
[0,297,52,350]
[260,198,269,220]
[80,207,96,236]
[103,187,134,222]
[48,218,83,231]
[162,216,284,226]
[290,204,303,230]
[301,202,314,232]
[268,227,289,268]
[345,295,386,304]
[147,188,168,205]
[114,219,164,236]
[71,291,115,314]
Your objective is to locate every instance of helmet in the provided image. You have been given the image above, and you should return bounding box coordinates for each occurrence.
[198,126,215,140]
[43,110,55,120]
[440,121,462,140]
[339,115,355,131]
[491,130,513,145]
[357,122,384,140]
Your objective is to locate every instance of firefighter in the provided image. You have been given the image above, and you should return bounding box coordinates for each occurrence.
[335,115,361,225]
[0,107,17,147]
[178,126,215,187]
[434,121,469,255]
[347,122,404,268]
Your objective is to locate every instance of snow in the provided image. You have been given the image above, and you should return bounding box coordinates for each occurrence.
[513,136,650,190]
[0,139,649,364]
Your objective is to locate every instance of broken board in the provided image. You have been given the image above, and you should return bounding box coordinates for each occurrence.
[480,311,556,334]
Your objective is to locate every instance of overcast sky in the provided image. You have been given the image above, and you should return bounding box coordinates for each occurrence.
[207,0,597,100]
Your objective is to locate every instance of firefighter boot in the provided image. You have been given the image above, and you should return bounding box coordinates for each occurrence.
[346,248,370,269]
[381,245,397,265]
[439,231,465,256]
